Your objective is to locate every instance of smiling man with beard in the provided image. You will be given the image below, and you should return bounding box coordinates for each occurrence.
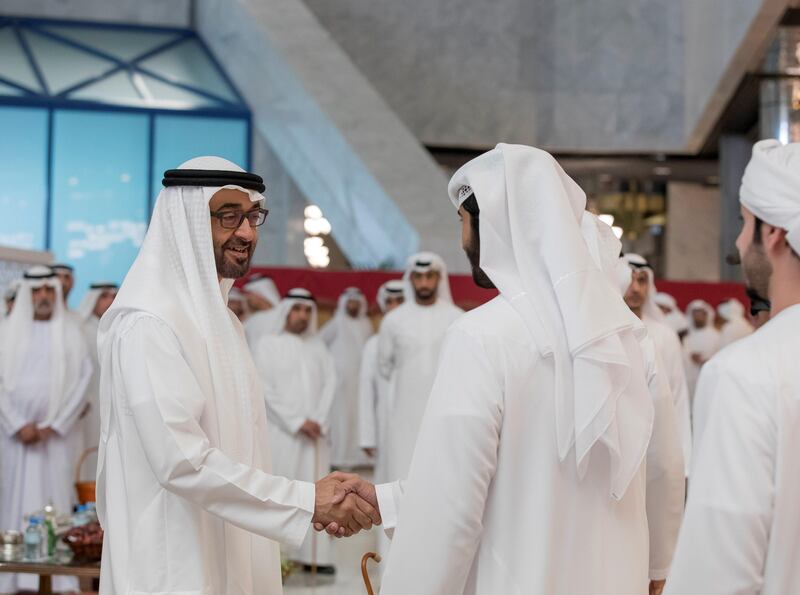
[665,140,800,595]
[95,157,379,595]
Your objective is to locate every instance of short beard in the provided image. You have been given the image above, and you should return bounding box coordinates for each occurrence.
[742,240,772,302]
[465,229,495,290]
[215,237,253,279]
[413,287,437,302]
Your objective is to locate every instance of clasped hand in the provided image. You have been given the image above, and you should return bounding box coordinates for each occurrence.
[313,471,381,537]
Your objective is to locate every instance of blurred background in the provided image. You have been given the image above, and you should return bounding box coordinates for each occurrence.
[0,0,798,306]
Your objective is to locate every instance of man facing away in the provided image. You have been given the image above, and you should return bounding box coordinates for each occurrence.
[95,157,379,595]
[328,145,681,594]
[253,288,339,574]
[664,139,800,594]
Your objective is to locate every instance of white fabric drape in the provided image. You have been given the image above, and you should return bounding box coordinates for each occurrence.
[448,144,653,499]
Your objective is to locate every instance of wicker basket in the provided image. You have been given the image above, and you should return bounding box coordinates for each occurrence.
[74,447,98,504]
[63,522,103,563]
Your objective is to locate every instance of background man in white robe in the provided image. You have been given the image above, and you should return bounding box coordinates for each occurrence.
[357,279,404,558]
[321,287,373,469]
[0,266,92,594]
[664,139,800,595]
[682,299,721,396]
[75,282,117,475]
[622,254,693,474]
[51,263,75,304]
[329,145,682,594]
[3,281,18,316]
[377,252,463,482]
[96,157,380,595]
[243,273,281,346]
[227,287,249,321]
[716,298,754,348]
[254,288,339,573]
[654,292,688,338]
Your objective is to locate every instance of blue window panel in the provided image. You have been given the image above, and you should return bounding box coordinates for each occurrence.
[69,70,145,107]
[139,39,239,104]
[50,110,149,307]
[23,29,116,95]
[0,28,41,92]
[138,73,223,109]
[0,107,48,250]
[37,25,179,61]
[0,81,24,96]
[152,114,248,195]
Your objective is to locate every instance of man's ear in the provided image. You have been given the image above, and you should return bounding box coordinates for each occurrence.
[762,223,789,255]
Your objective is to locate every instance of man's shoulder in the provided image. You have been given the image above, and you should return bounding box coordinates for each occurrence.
[110,310,175,343]
[450,296,531,345]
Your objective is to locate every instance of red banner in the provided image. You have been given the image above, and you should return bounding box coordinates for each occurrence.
[241,267,747,313]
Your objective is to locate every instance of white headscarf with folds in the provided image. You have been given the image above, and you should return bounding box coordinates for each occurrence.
[261,288,320,338]
[377,279,405,313]
[402,252,454,304]
[740,139,800,253]
[448,144,653,500]
[620,253,667,323]
[96,156,265,587]
[244,275,281,307]
[76,283,117,322]
[0,266,86,427]
[686,299,715,331]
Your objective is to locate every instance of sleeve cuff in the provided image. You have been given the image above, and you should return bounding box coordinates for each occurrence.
[282,480,316,550]
[376,482,399,530]
[649,567,669,581]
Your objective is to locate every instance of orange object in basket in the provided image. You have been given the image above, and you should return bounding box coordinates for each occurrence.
[74,447,98,504]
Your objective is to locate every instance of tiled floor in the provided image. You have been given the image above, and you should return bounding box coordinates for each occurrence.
[283,525,383,595]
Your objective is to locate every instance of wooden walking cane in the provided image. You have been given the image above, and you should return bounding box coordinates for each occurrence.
[361,552,382,595]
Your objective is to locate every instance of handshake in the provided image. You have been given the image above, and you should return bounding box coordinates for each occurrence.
[312,471,381,537]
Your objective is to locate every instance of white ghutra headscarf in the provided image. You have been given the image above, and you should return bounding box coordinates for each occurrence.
[0,265,87,428]
[96,156,266,586]
[448,144,653,500]
[401,251,454,304]
[377,279,405,312]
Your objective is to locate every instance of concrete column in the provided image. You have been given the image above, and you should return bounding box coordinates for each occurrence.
[665,181,721,281]
[718,134,752,280]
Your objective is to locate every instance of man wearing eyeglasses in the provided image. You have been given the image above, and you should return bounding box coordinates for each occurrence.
[95,156,379,595]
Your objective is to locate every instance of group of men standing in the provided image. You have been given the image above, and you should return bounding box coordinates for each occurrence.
[236,252,463,572]
[1,137,797,595]
[0,264,116,593]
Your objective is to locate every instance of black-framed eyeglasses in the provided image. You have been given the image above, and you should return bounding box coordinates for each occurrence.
[210,208,269,229]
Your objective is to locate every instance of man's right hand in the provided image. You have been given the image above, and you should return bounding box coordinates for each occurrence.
[15,424,40,444]
[299,420,322,440]
[313,472,381,536]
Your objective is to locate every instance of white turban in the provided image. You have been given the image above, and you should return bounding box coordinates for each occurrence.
[449,144,653,500]
[740,139,800,253]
